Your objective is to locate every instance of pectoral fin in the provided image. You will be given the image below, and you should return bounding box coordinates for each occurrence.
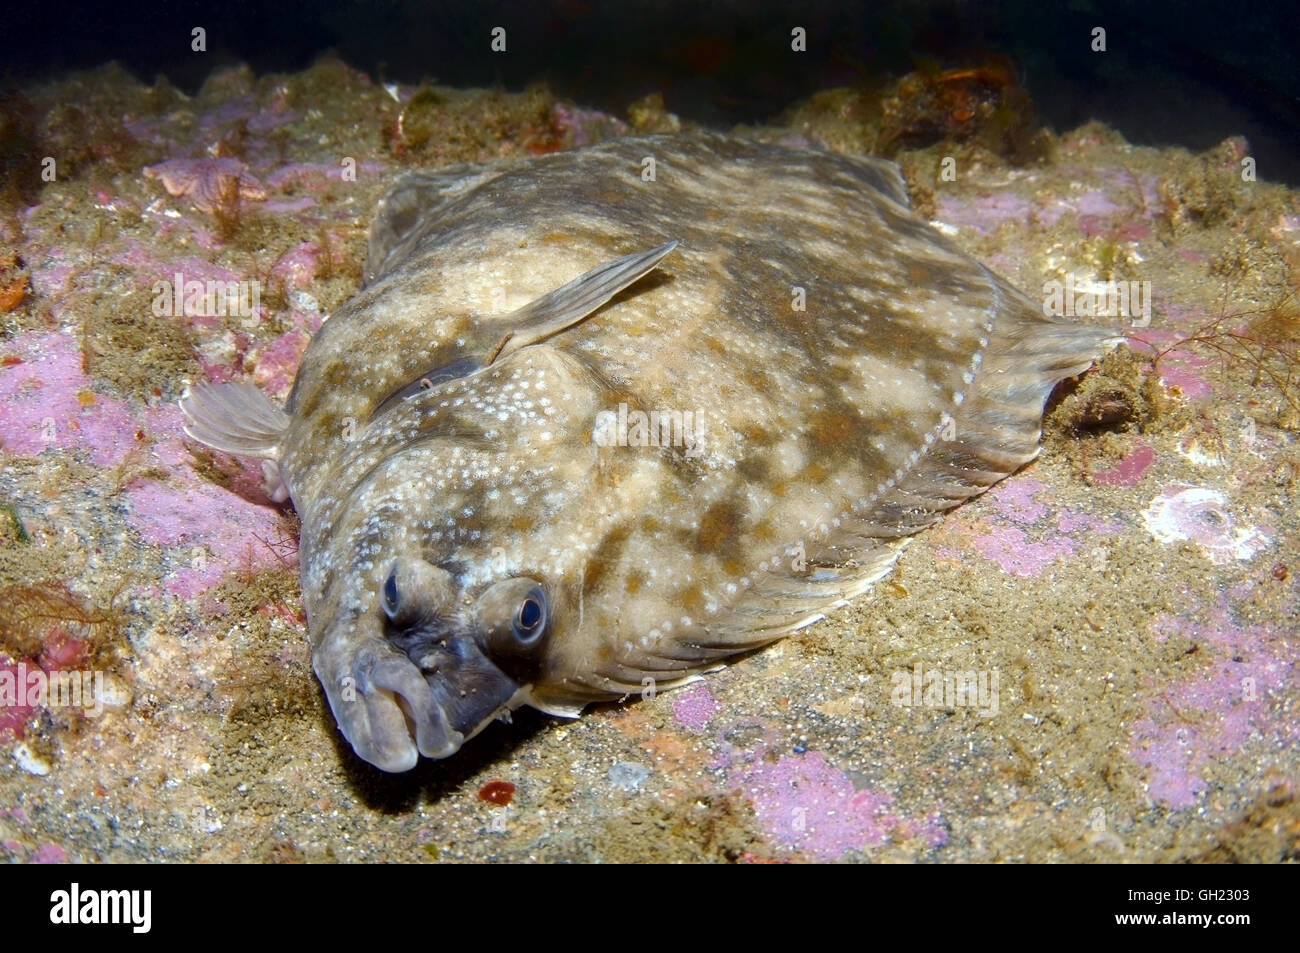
[179,380,294,502]
[179,380,290,458]
[485,240,679,365]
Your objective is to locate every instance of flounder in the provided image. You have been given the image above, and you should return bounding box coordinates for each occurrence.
[180,132,1120,772]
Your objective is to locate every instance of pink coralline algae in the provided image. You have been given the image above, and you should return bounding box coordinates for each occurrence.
[247,306,322,399]
[264,159,388,190]
[549,102,629,147]
[1130,592,1296,809]
[27,843,69,864]
[671,683,718,731]
[143,157,267,213]
[269,242,322,290]
[1155,359,1214,401]
[1130,325,1216,400]
[1091,439,1156,487]
[735,750,947,860]
[251,328,311,399]
[1066,187,1151,240]
[971,526,1074,578]
[0,330,292,599]
[0,660,38,742]
[0,331,139,466]
[934,476,1124,577]
[124,478,289,599]
[125,405,296,598]
[987,476,1050,524]
[1141,485,1269,565]
[934,194,1033,234]
[956,478,1072,576]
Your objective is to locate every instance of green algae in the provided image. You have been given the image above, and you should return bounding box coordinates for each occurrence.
[1,501,29,544]
[81,288,201,403]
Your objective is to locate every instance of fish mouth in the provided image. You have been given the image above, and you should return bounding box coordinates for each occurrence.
[366,654,465,762]
[315,642,463,773]
[314,627,526,772]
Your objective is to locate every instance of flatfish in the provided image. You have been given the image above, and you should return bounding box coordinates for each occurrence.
[180,132,1119,771]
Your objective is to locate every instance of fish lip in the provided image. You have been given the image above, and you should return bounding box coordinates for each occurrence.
[310,599,526,771]
[365,655,464,760]
[350,710,419,774]
[315,636,464,772]
[329,673,420,774]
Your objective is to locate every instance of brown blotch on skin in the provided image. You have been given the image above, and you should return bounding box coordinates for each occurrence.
[737,423,777,447]
[809,408,856,447]
[696,502,741,556]
[906,262,943,287]
[736,454,770,484]
[742,366,774,393]
[722,558,746,577]
[678,585,704,612]
[584,525,631,593]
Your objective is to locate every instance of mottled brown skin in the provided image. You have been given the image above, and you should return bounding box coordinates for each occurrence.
[192,133,1118,771]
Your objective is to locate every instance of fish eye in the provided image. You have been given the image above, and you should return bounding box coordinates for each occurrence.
[477,578,549,660]
[512,588,547,645]
[382,564,401,620]
[379,558,452,628]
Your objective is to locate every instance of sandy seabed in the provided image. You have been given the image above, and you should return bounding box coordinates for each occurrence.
[0,59,1296,863]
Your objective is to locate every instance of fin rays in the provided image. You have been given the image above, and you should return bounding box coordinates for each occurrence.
[485,241,679,364]
[179,380,291,459]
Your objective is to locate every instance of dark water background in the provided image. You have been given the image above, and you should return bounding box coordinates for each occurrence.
[5,0,1300,183]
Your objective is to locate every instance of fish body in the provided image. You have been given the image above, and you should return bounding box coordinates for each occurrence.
[181,132,1119,771]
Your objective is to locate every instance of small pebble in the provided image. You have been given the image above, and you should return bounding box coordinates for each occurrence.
[13,743,50,777]
[607,761,651,791]
[289,290,320,312]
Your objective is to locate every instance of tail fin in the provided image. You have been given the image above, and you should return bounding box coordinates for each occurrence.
[708,304,1123,651]
[836,306,1124,542]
